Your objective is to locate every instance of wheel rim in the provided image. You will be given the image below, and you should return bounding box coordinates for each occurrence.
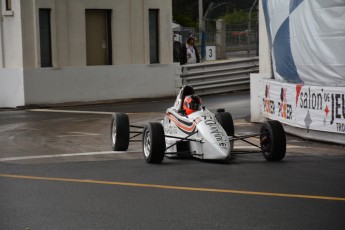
[112,120,117,145]
[260,129,271,153]
[143,130,151,158]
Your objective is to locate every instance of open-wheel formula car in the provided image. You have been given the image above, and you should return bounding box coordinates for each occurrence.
[111,85,286,164]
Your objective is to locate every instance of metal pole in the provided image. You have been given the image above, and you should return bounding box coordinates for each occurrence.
[248,0,258,56]
[198,0,205,60]
[199,0,203,36]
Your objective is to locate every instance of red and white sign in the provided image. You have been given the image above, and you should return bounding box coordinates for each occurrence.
[260,80,345,134]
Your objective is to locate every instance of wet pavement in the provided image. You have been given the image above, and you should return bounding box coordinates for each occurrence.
[0,92,344,164]
[1,92,345,230]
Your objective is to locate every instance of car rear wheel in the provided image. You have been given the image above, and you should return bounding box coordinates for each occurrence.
[260,120,286,161]
[142,122,166,164]
[111,113,129,151]
[216,111,234,136]
[216,111,235,150]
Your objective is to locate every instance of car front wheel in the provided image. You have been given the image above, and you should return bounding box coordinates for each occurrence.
[142,122,166,164]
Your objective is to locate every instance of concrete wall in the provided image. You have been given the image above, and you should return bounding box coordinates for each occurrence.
[0,69,25,107]
[0,0,23,67]
[258,0,271,75]
[0,63,178,107]
[251,0,270,122]
[23,64,178,105]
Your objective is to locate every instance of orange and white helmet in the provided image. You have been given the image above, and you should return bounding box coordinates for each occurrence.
[183,95,202,115]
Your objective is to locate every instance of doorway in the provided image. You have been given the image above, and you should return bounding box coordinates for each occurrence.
[85,10,112,65]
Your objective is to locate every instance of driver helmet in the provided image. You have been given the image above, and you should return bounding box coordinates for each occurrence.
[183,95,202,115]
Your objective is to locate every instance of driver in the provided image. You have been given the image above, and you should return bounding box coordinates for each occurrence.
[183,95,202,115]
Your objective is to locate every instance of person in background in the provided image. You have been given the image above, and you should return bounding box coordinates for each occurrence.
[180,37,200,65]
[173,34,181,62]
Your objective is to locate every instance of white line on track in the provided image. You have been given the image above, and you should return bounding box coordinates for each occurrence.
[56,132,101,138]
[29,109,114,115]
[29,109,160,115]
[0,151,139,162]
[0,145,305,162]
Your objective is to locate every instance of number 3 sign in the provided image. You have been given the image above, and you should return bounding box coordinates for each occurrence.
[205,46,216,61]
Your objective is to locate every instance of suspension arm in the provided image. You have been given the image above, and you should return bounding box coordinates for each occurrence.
[165,131,200,151]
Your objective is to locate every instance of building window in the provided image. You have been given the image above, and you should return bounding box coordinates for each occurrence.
[5,0,11,11]
[149,9,159,64]
[39,9,52,67]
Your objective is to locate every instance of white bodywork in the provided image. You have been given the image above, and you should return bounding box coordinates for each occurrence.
[162,91,232,160]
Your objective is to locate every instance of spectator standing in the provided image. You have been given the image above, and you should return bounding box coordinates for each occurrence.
[180,37,200,65]
[173,34,181,62]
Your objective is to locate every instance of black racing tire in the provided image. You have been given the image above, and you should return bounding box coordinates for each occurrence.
[216,111,235,150]
[142,122,166,164]
[260,120,286,161]
[111,113,129,151]
[216,112,234,136]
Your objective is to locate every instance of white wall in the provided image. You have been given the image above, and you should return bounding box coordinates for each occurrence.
[251,0,271,122]
[250,73,267,122]
[23,64,178,105]
[258,0,271,75]
[1,0,23,68]
[0,69,25,107]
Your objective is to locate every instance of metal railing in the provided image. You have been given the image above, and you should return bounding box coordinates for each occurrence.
[177,57,259,95]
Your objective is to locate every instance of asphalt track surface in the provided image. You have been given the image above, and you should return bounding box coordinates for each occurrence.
[0,92,344,229]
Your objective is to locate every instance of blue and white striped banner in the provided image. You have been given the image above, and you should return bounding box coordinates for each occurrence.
[262,0,345,86]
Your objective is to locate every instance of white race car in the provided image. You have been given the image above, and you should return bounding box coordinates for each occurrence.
[111,85,286,164]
